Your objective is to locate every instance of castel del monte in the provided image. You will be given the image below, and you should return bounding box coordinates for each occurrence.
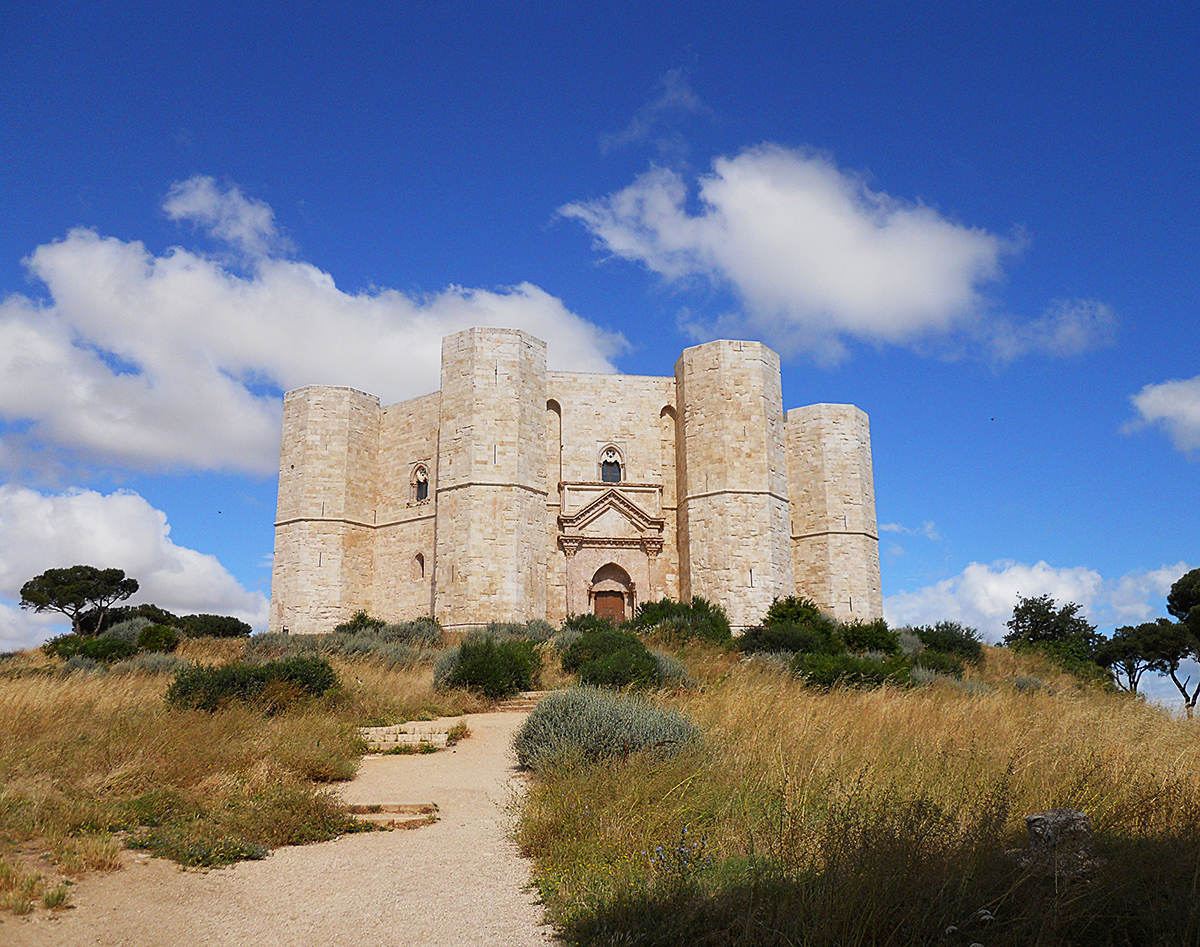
[269,326,883,634]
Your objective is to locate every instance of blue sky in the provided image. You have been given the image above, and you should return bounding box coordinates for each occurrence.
[1,2,1195,695]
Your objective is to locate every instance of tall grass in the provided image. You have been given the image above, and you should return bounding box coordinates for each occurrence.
[518,660,1200,945]
[0,642,487,898]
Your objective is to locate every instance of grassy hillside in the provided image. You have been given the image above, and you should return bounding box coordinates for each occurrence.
[518,644,1200,946]
[0,637,486,913]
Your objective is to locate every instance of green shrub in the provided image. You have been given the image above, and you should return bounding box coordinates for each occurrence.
[631,597,732,643]
[44,634,138,663]
[137,623,180,653]
[100,617,152,643]
[910,621,984,664]
[563,627,660,688]
[738,621,843,655]
[763,595,825,628]
[332,609,387,634]
[165,657,339,712]
[914,648,965,677]
[562,613,617,634]
[791,651,911,689]
[79,602,179,635]
[444,637,540,699]
[579,647,659,688]
[841,618,900,655]
[178,613,252,638]
[513,687,700,772]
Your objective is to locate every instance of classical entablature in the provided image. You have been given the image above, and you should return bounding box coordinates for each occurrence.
[557,482,665,558]
[556,482,667,620]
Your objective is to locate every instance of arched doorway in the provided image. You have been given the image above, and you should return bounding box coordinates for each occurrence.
[590,563,633,622]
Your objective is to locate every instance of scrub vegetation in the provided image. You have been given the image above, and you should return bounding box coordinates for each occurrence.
[0,633,486,911]
[517,646,1200,946]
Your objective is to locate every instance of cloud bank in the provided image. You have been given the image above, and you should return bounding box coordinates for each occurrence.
[1128,375,1200,454]
[563,145,1113,363]
[0,485,268,651]
[0,177,625,476]
[884,559,1191,641]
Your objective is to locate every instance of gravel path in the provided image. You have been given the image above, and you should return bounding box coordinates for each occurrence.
[6,711,556,947]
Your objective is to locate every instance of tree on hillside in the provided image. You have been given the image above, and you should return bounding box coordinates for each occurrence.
[20,566,139,635]
[1168,568,1200,631]
[1095,619,1173,695]
[1003,594,1101,662]
[1139,619,1200,718]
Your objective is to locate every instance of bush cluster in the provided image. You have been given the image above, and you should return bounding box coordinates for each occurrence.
[177,614,252,639]
[741,597,911,689]
[438,637,540,699]
[908,621,984,664]
[630,597,732,643]
[791,651,911,689]
[43,635,138,663]
[165,656,339,713]
[513,687,700,771]
[562,625,660,688]
[246,614,443,665]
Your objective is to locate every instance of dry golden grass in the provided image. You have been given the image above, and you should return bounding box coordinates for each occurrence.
[0,644,484,914]
[519,652,1200,946]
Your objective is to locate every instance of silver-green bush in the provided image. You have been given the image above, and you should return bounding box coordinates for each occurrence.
[552,628,583,653]
[100,617,152,643]
[513,686,700,772]
[433,646,460,689]
[112,652,191,675]
[650,649,693,688]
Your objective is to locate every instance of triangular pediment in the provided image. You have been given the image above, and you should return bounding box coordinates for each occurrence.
[558,488,664,537]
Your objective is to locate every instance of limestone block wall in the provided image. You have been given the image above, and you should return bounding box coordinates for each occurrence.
[434,328,549,626]
[371,392,440,620]
[270,386,380,634]
[675,341,794,628]
[545,372,680,622]
[786,404,883,622]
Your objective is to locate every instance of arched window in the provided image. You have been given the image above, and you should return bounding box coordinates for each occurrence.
[412,465,430,503]
[413,552,425,580]
[600,446,623,483]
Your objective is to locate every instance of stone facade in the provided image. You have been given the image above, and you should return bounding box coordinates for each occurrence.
[269,327,883,633]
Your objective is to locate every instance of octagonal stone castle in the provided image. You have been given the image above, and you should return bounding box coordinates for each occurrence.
[269,327,882,634]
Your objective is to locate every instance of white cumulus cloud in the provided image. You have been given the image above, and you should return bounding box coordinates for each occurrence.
[163,175,290,260]
[563,145,1114,363]
[0,485,268,651]
[884,559,1191,642]
[0,177,626,476]
[1127,375,1200,454]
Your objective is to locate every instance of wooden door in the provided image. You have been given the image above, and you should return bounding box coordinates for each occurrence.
[594,591,625,622]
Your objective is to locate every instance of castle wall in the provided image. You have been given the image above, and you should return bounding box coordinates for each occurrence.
[371,391,440,620]
[269,330,883,636]
[433,328,548,626]
[545,372,680,621]
[785,404,883,622]
[675,341,794,628]
[269,386,380,633]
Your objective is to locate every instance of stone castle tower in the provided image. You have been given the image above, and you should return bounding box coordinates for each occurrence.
[269,327,882,633]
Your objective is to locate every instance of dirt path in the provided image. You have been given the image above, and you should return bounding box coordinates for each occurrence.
[5,711,556,947]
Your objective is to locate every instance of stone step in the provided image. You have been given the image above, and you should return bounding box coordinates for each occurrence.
[347,803,438,830]
[358,725,451,753]
[494,690,549,712]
